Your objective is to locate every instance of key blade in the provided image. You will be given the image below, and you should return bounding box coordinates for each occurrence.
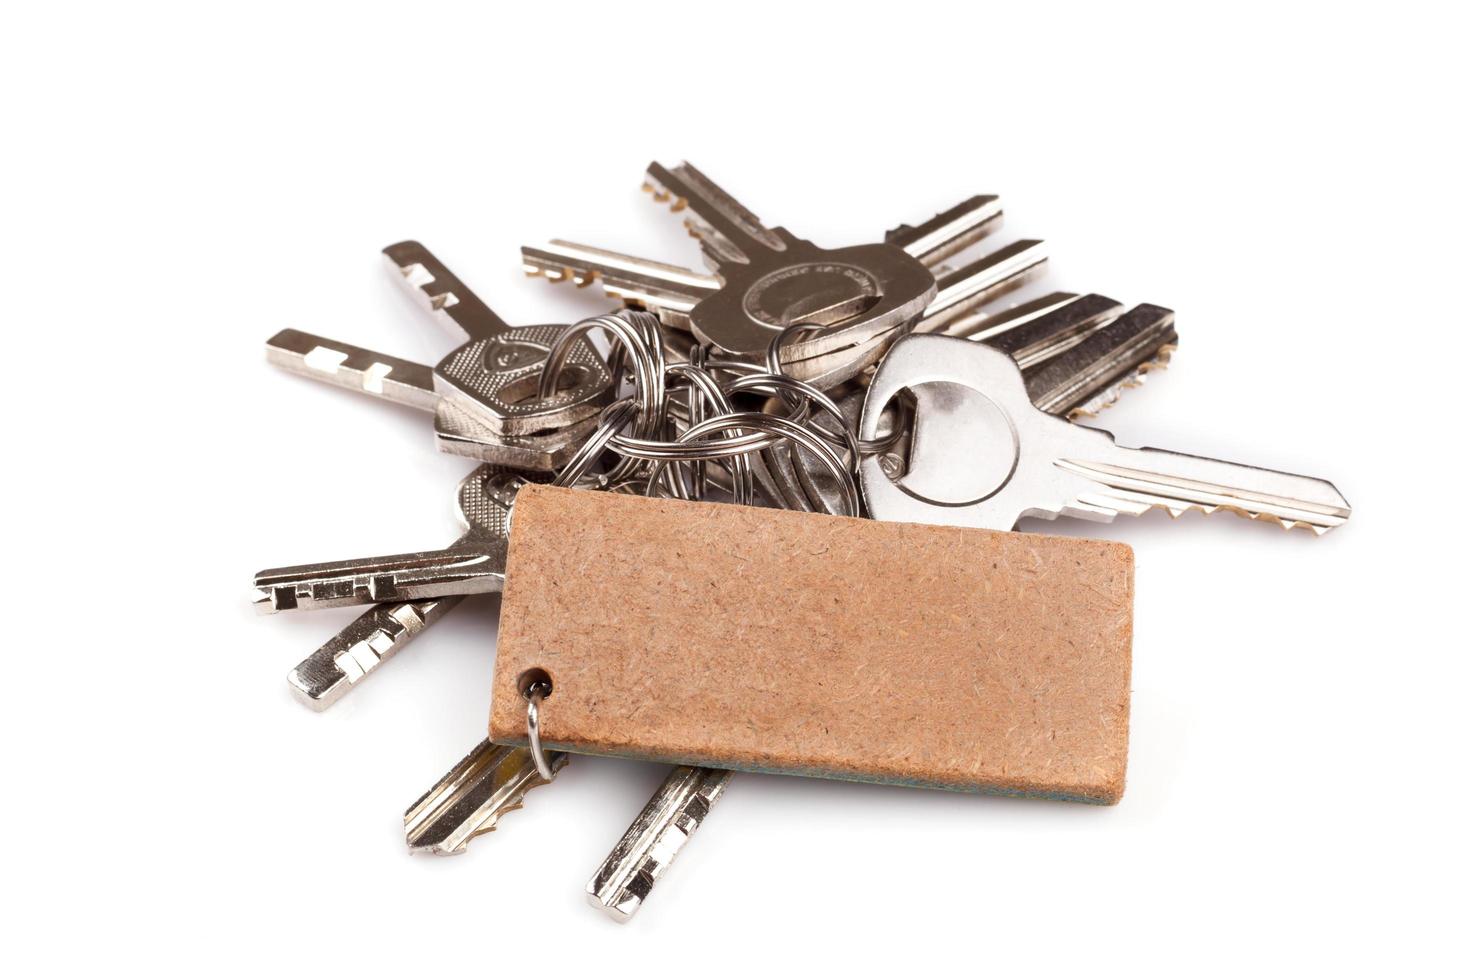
[251,546,502,613]
[266,329,438,411]
[382,241,511,342]
[586,766,731,922]
[1061,449,1352,533]
[886,195,1004,266]
[405,739,567,856]
[520,240,717,329]
[644,161,785,264]
[936,290,1081,340]
[987,293,1126,370]
[917,239,1049,332]
[287,597,463,710]
[1026,303,1177,416]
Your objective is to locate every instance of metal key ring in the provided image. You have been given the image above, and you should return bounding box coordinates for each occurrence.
[521,674,555,781]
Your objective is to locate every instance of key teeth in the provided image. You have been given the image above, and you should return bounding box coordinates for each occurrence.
[1066,346,1176,420]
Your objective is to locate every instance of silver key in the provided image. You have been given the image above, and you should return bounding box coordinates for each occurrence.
[383,241,613,436]
[780,295,1175,514]
[586,766,731,922]
[287,597,462,710]
[522,193,1038,355]
[267,328,596,470]
[405,738,567,855]
[251,466,529,613]
[860,334,1350,532]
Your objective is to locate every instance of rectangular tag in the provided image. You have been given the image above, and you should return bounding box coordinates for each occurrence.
[489,485,1134,803]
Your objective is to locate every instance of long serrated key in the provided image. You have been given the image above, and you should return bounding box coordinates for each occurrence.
[251,466,529,613]
[287,597,463,710]
[405,739,568,855]
[586,766,730,922]
[780,295,1168,514]
[267,328,595,470]
[860,334,1350,532]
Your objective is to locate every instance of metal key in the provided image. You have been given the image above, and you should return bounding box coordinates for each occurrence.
[586,766,730,922]
[774,294,1175,514]
[859,334,1350,532]
[405,738,568,855]
[287,597,462,710]
[267,328,596,470]
[523,185,1040,365]
[251,466,530,614]
[383,241,613,436]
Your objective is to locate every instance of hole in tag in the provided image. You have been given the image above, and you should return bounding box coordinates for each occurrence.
[517,667,553,700]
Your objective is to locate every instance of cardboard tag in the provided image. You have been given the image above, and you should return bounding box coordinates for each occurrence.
[489,485,1134,803]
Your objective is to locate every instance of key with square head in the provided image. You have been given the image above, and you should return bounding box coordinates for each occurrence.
[859,332,1350,532]
[251,465,532,614]
[267,328,596,470]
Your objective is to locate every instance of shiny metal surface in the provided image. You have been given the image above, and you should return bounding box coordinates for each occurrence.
[404,739,567,856]
[384,241,614,435]
[251,466,529,613]
[861,335,1350,532]
[586,767,731,922]
[287,597,463,710]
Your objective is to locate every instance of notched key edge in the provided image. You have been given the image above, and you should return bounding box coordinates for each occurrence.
[405,739,569,856]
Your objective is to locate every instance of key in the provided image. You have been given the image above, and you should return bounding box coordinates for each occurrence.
[383,241,614,436]
[267,328,596,470]
[287,597,462,710]
[776,294,1174,513]
[859,333,1350,532]
[404,738,567,855]
[586,766,730,922]
[523,193,1035,341]
[251,465,531,614]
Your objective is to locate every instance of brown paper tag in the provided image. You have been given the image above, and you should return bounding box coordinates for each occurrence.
[489,485,1134,803]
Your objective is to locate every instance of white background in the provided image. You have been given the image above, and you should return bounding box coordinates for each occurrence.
[3,3,1466,977]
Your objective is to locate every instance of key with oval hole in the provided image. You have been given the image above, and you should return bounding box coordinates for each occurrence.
[525,169,1045,364]
[522,235,1044,390]
[859,332,1350,532]
[251,466,535,614]
[267,328,596,470]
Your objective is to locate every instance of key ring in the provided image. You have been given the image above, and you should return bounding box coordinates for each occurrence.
[520,670,555,780]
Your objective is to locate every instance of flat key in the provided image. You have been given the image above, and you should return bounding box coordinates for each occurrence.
[642,161,937,359]
[404,738,567,855]
[287,597,462,710]
[267,328,594,471]
[586,766,730,922]
[860,334,1350,533]
[884,194,1004,266]
[384,241,613,436]
[521,240,718,330]
[251,466,528,613]
[783,295,1170,514]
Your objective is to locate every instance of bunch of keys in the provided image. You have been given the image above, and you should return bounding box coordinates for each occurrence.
[252,161,1350,920]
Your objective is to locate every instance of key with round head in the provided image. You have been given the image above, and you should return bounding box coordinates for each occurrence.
[778,294,1177,514]
[251,466,534,614]
[859,333,1350,532]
